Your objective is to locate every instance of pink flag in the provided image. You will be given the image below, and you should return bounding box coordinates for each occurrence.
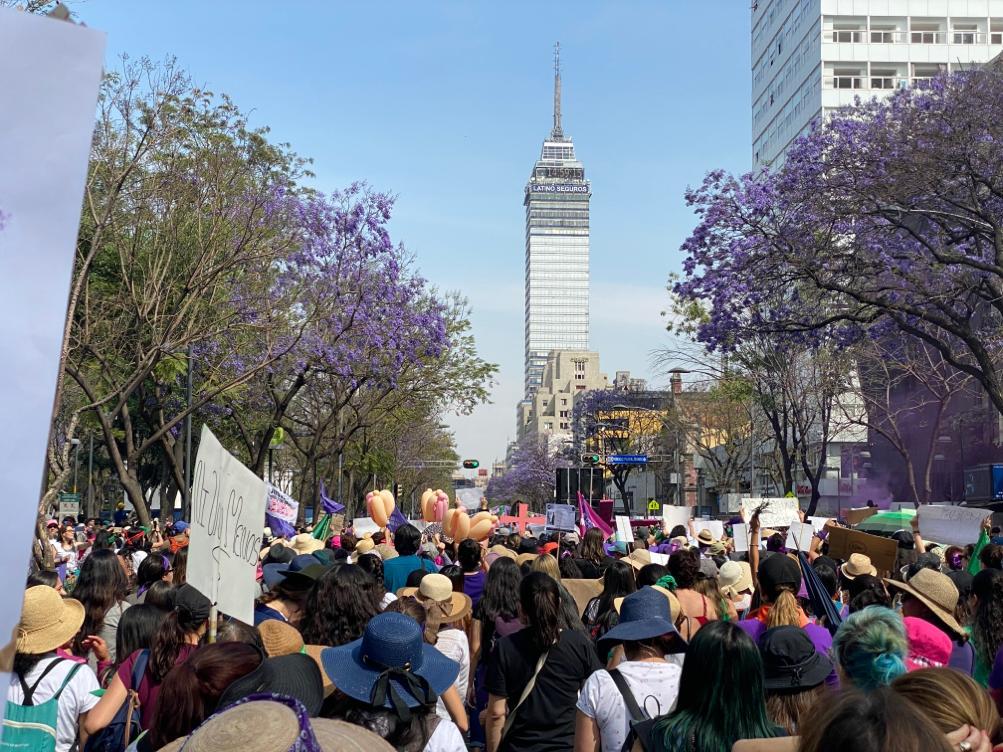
[578,491,613,538]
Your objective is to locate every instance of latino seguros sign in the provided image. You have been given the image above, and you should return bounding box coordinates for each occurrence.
[530,183,589,194]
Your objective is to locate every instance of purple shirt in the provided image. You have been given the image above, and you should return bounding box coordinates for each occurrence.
[464,570,487,610]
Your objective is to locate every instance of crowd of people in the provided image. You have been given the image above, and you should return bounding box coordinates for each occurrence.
[9,506,1003,752]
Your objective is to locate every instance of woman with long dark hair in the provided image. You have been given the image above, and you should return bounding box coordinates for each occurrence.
[485,572,601,752]
[133,553,173,602]
[574,527,613,578]
[84,583,211,736]
[300,564,381,647]
[582,560,636,644]
[649,621,778,752]
[970,568,1003,686]
[98,603,166,687]
[148,642,263,749]
[458,538,487,609]
[71,548,131,667]
[356,552,395,608]
[171,546,188,585]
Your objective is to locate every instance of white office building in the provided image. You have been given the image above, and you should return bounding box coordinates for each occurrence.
[753,0,1003,166]
[523,45,591,397]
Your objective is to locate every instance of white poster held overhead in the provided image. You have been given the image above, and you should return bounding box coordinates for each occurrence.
[662,505,691,532]
[693,519,725,541]
[731,523,750,553]
[741,498,801,528]
[917,505,987,547]
[0,6,105,693]
[189,426,266,625]
[615,515,635,543]
[785,521,816,552]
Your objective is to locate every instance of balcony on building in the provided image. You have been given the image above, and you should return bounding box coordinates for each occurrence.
[869,17,908,45]
[911,62,947,87]
[909,19,947,45]
[824,64,866,91]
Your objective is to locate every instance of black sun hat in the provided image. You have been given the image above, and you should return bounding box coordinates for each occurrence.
[759,625,832,691]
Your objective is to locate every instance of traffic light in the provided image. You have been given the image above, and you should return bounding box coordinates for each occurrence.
[462,459,480,469]
[582,453,600,466]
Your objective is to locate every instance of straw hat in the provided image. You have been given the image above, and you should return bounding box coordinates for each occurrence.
[258,619,305,657]
[290,533,325,556]
[16,587,84,654]
[841,553,878,579]
[719,561,754,598]
[312,719,395,752]
[696,529,716,545]
[885,568,965,639]
[487,545,517,562]
[625,548,652,570]
[399,573,472,623]
[516,552,538,566]
[375,543,398,561]
[355,538,375,556]
[304,644,335,697]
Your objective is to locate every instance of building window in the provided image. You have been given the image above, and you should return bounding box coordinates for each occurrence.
[560,410,568,418]
[560,422,569,430]
[561,398,568,406]
[544,422,552,431]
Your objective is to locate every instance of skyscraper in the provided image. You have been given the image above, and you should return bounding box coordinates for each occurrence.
[523,44,591,398]
[753,0,1003,166]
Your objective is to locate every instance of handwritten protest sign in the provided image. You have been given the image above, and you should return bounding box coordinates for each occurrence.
[825,524,897,573]
[917,505,986,547]
[785,521,816,552]
[845,507,878,526]
[693,519,725,541]
[662,505,691,532]
[0,7,105,704]
[741,498,800,528]
[615,515,635,542]
[265,484,299,538]
[189,426,266,625]
[546,503,577,532]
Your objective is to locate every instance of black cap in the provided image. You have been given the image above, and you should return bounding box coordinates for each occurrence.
[218,652,323,717]
[758,554,801,596]
[174,583,212,623]
[759,626,832,691]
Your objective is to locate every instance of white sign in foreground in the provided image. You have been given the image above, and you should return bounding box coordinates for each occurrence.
[662,505,691,532]
[917,505,987,547]
[785,521,816,552]
[693,519,725,541]
[0,5,105,703]
[615,515,635,543]
[189,426,266,625]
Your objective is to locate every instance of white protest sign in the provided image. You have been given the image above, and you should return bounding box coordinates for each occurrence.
[785,521,816,552]
[190,426,266,625]
[615,515,635,542]
[662,505,691,532]
[546,503,577,532]
[731,523,750,553]
[917,505,987,546]
[353,517,381,537]
[648,551,670,565]
[0,8,105,698]
[693,519,725,540]
[741,498,801,528]
[809,516,832,533]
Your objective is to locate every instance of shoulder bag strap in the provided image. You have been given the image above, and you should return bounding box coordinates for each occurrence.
[608,668,648,723]
[499,650,549,743]
[130,649,150,691]
[52,663,83,701]
[20,658,66,706]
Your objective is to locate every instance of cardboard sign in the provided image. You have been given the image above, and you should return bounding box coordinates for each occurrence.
[917,505,986,547]
[845,507,878,526]
[693,519,725,541]
[825,524,898,574]
[545,503,577,532]
[615,515,635,542]
[785,521,816,552]
[731,522,750,553]
[189,427,266,625]
[662,505,691,532]
[741,498,800,528]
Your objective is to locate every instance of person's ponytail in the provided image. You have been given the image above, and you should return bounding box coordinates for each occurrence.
[521,572,561,651]
[766,588,801,629]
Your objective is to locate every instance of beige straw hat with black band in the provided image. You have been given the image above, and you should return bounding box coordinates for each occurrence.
[885,568,965,639]
[16,586,85,654]
[399,573,472,623]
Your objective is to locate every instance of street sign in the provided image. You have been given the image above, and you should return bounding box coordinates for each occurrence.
[647,499,660,512]
[609,454,648,466]
[58,492,81,521]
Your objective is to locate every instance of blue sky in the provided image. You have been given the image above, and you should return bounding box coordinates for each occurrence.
[79,1,752,466]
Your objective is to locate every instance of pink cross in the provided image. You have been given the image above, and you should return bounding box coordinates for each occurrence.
[498,502,545,534]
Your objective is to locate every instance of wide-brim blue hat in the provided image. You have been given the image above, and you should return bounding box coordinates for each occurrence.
[263,554,326,588]
[597,586,686,655]
[320,612,458,711]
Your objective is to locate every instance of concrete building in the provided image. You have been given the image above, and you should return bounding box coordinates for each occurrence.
[518,350,608,450]
[753,0,1003,166]
[523,44,591,396]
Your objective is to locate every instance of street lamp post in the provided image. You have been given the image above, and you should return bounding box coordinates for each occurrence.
[70,437,81,493]
[668,368,692,506]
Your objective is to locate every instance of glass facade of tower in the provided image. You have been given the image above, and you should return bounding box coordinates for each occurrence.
[523,139,591,396]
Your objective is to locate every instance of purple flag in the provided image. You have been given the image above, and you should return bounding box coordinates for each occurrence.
[578,491,613,538]
[387,505,409,533]
[320,481,344,514]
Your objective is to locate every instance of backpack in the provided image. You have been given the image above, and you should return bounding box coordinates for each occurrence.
[83,650,149,752]
[1,657,82,752]
[608,668,651,752]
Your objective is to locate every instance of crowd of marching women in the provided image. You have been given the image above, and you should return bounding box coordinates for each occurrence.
[10,506,1003,752]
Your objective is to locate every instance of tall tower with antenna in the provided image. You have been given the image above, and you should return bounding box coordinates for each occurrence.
[521,42,591,400]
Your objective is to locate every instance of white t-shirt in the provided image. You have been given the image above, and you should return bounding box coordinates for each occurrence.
[51,541,78,572]
[432,628,469,723]
[577,661,682,752]
[7,656,100,752]
[380,591,398,609]
[424,718,466,752]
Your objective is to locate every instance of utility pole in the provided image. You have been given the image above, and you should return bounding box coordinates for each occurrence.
[183,343,193,519]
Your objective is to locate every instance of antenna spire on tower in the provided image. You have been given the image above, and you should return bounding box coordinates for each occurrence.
[551,41,564,140]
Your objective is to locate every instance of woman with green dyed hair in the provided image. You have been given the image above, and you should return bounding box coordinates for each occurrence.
[831,606,907,691]
[646,620,779,752]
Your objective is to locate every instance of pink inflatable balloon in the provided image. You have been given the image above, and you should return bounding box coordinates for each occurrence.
[468,511,498,541]
[444,508,470,540]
